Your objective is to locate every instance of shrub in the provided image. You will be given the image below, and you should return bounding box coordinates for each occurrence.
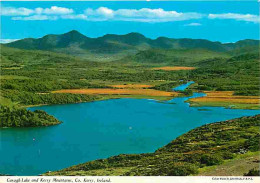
[244,168,260,176]
[244,134,260,152]
[220,152,235,160]
[166,162,199,176]
[200,154,223,166]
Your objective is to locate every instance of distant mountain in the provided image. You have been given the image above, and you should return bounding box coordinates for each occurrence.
[5,30,260,58]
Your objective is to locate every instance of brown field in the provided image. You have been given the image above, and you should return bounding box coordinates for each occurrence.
[52,88,177,97]
[110,84,153,89]
[151,66,196,71]
[190,91,260,104]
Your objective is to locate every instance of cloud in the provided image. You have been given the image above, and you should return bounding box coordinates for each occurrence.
[12,15,58,21]
[84,7,203,22]
[1,6,73,16]
[60,14,88,20]
[1,7,34,16]
[35,6,74,15]
[184,22,202,26]
[2,6,259,24]
[12,14,87,21]
[208,13,260,23]
[0,39,20,43]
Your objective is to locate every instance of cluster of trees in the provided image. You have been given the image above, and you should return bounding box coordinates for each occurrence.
[1,90,101,106]
[47,115,260,176]
[1,79,107,93]
[179,89,193,96]
[0,105,61,127]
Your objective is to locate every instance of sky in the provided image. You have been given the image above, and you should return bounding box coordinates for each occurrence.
[1,1,259,43]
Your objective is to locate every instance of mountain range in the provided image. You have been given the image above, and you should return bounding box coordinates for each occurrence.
[4,30,260,60]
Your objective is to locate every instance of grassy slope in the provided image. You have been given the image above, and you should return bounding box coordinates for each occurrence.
[127,48,229,65]
[198,151,259,176]
[44,115,260,176]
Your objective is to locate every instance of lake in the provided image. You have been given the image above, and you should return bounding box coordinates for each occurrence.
[0,83,259,175]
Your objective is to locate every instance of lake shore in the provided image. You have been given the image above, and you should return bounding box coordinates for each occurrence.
[23,85,260,110]
[187,91,260,110]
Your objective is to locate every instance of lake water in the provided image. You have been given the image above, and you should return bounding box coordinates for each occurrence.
[0,83,259,175]
[173,81,195,91]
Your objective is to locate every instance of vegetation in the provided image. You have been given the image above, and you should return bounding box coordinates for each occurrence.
[189,53,260,96]
[127,49,228,65]
[188,91,260,109]
[1,90,102,106]
[198,151,259,176]
[244,168,260,176]
[152,81,184,92]
[0,105,61,127]
[44,115,260,176]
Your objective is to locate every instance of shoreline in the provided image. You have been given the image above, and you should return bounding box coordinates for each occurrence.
[24,94,175,109]
[25,91,260,110]
[187,90,260,110]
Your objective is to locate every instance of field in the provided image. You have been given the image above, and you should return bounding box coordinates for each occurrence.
[110,84,153,88]
[151,66,196,71]
[52,88,177,97]
[188,91,260,109]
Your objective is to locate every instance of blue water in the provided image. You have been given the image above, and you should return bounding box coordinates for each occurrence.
[0,83,259,175]
[173,81,195,91]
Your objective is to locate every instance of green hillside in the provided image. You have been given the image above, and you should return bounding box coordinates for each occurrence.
[126,48,229,64]
[44,115,260,176]
[5,31,259,61]
[190,52,260,96]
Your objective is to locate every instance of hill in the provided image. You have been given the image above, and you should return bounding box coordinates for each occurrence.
[44,115,260,176]
[126,48,229,64]
[4,31,259,61]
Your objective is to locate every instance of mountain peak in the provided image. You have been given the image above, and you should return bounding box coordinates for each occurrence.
[125,32,146,38]
[60,30,89,44]
[63,30,84,36]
